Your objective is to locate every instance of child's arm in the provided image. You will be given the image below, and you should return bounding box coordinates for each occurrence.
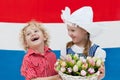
[21,57,37,80]
[31,74,61,80]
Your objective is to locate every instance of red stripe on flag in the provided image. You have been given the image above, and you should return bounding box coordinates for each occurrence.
[0,0,120,23]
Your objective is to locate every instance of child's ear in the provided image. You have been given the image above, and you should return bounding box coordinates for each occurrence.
[24,41,29,48]
[43,33,47,41]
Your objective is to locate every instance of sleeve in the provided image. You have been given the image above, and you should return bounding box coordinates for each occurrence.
[51,53,58,75]
[21,56,37,80]
[94,47,106,62]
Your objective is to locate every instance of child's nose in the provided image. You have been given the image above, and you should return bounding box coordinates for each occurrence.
[31,32,36,36]
[69,32,73,37]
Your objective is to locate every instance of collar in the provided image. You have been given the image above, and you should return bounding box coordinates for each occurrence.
[71,43,94,53]
[27,46,51,56]
[71,44,84,53]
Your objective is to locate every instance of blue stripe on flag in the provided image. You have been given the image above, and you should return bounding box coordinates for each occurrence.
[0,48,120,80]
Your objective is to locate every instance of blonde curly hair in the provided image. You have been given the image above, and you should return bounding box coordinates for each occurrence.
[20,20,50,50]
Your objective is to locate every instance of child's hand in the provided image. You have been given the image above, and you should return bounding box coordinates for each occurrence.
[31,74,62,80]
[98,65,105,80]
[58,75,62,80]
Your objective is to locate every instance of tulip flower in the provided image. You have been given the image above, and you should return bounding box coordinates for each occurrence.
[66,54,72,61]
[96,59,102,67]
[73,65,78,72]
[88,58,95,66]
[82,63,88,70]
[60,67,66,72]
[73,54,79,60]
[61,61,66,67]
[67,67,72,73]
[88,68,95,74]
[81,70,87,76]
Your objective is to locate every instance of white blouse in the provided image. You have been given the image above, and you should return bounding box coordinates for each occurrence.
[61,43,106,62]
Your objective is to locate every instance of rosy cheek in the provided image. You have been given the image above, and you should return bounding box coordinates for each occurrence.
[68,32,73,36]
[69,34,73,38]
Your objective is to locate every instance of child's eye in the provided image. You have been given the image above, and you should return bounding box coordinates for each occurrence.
[71,30,75,32]
[26,32,30,36]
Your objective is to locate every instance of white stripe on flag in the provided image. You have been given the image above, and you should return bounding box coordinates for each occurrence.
[0,21,120,50]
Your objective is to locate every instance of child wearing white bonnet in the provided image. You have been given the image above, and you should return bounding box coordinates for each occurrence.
[61,6,106,80]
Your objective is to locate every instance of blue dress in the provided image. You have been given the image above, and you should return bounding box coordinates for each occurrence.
[66,44,99,58]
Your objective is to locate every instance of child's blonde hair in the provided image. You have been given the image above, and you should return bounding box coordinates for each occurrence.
[20,20,49,50]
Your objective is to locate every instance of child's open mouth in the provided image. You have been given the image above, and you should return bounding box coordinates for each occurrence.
[31,37,39,41]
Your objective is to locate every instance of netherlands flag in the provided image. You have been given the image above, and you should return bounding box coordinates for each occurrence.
[0,0,120,80]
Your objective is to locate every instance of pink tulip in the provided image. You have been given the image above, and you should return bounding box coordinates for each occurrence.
[88,58,95,66]
[80,70,86,76]
[88,68,95,74]
[67,67,72,73]
[80,57,86,63]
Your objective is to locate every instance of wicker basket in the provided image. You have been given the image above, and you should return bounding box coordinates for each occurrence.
[59,71,98,80]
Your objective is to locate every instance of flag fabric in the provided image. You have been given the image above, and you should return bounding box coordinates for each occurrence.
[0,0,120,22]
[0,0,120,80]
[0,0,120,50]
